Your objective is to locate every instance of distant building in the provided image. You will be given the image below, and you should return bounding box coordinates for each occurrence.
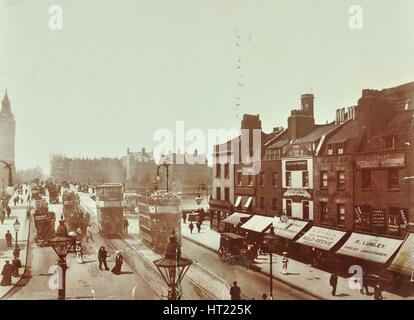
[50,155,125,185]
[0,90,16,190]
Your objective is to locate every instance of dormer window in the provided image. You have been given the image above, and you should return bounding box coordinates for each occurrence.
[327,144,334,155]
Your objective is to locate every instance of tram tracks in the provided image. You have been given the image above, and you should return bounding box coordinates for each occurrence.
[80,194,224,300]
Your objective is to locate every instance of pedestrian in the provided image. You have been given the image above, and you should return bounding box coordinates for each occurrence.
[0,210,5,224]
[98,246,109,270]
[196,221,201,234]
[86,225,94,242]
[13,197,17,207]
[27,194,30,202]
[262,293,267,300]
[13,244,20,258]
[373,282,383,300]
[230,281,241,300]
[360,270,371,295]
[5,230,12,247]
[182,212,187,224]
[123,218,129,234]
[281,252,289,275]
[330,272,338,296]
[12,257,21,277]
[0,261,13,286]
[189,222,194,234]
[6,205,11,218]
[111,251,124,275]
[76,241,85,264]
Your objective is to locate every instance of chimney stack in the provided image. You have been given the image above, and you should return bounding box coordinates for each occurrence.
[301,94,314,118]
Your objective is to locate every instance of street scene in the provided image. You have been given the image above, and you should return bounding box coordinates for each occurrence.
[0,1,414,301]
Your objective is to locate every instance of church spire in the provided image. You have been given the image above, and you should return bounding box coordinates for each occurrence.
[1,89,14,117]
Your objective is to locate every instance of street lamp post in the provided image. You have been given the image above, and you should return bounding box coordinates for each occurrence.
[263,225,278,300]
[13,218,20,248]
[49,219,76,300]
[153,230,193,300]
[157,162,171,193]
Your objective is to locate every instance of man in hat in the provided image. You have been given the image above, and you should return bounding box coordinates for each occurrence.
[1,261,13,286]
[98,246,109,271]
[5,230,12,247]
[230,281,241,300]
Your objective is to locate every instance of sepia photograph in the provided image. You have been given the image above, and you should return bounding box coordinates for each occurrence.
[0,0,413,307]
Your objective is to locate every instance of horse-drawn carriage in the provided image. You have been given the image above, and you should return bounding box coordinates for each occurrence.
[217,232,251,266]
[33,199,56,246]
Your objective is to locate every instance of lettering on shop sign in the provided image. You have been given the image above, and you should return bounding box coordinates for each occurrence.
[355,239,386,249]
[356,153,405,169]
[371,209,386,228]
[285,160,308,171]
[283,188,312,199]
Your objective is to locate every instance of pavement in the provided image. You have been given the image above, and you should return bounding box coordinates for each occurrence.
[7,194,159,300]
[0,191,31,299]
[180,220,411,300]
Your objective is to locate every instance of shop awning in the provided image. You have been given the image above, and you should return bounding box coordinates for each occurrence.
[221,212,251,225]
[244,197,253,208]
[234,196,242,207]
[336,233,403,264]
[389,234,414,275]
[272,218,309,240]
[240,215,273,233]
[296,226,347,251]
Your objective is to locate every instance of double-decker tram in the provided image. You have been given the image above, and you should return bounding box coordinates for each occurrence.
[96,183,124,236]
[137,192,181,253]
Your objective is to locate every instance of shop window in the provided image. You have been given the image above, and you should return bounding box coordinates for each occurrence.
[303,201,310,220]
[216,187,221,201]
[272,198,277,211]
[286,200,292,217]
[286,172,292,187]
[320,202,329,224]
[362,170,371,190]
[320,171,328,189]
[302,171,309,188]
[272,172,278,187]
[337,171,345,190]
[388,169,399,190]
[337,204,346,226]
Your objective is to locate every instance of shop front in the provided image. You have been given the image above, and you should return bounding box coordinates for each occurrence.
[208,199,233,231]
[388,233,414,296]
[336,232,403,275]
[270,217,310,256]
[239,214,273,244]
[295,226,348,270]
[220,212,251,233]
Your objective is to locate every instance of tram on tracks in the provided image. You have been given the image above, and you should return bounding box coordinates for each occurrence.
[95,183,124,236]
[137,191,181,253]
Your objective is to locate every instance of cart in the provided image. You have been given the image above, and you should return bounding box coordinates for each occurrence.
[217,232,250,266]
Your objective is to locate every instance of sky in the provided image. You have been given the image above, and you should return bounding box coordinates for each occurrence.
[1,0,414,174]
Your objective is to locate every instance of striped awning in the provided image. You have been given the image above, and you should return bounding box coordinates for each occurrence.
[388,233,414,275]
